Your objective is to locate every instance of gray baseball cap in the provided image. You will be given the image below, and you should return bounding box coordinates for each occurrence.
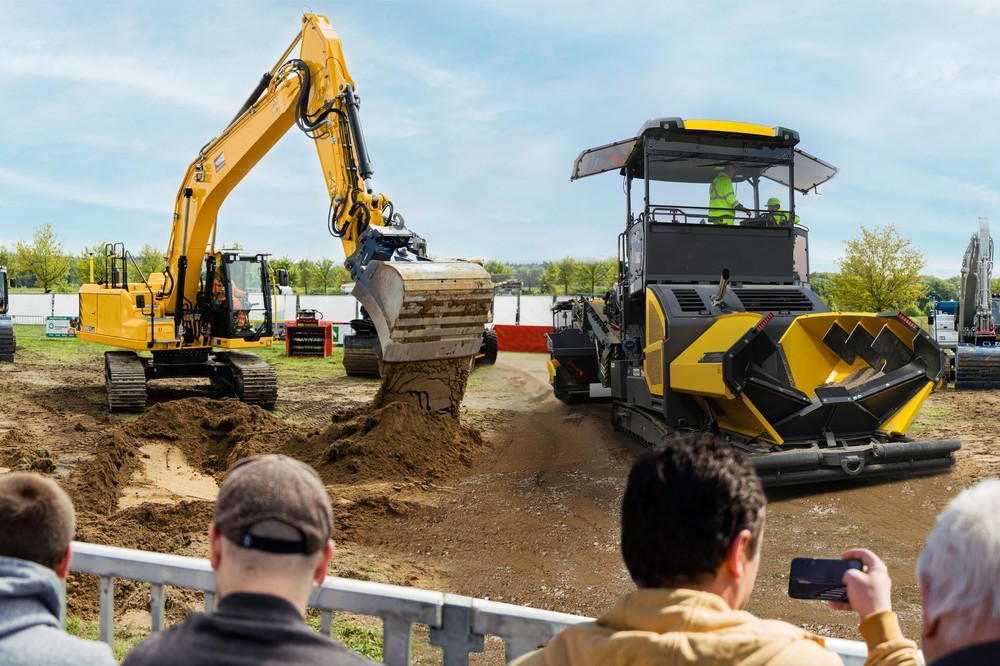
[214,454,333,555]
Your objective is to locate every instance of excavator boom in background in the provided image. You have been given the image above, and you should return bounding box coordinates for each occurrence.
[78,14,492,411]
[547,118,959,486]
[0,266,14,362]
[930,217,1000,388]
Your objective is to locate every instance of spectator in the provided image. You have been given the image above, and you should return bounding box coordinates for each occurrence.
[0,472,116,666]
[123,454,375,665]
[511,434,916,665]
[842,478,1000,665]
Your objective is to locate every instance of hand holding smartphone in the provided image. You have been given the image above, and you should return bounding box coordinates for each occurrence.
[788,557,863,603]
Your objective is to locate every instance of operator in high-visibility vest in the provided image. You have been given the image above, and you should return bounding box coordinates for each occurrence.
[766,197,800,226]
[708,164,747,224]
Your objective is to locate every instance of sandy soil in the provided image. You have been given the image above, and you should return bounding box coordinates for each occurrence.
[1,346,998,653]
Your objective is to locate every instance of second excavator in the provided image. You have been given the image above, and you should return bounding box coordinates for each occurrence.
[930,217,1000,388]
[78,14,492,411]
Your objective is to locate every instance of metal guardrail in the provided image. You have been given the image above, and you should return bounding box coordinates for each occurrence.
[67,541,879,665]
[67,542,588,665]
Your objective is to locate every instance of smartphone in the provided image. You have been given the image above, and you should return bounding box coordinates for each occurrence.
[788,557,863,602]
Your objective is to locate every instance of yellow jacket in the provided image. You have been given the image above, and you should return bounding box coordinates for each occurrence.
[510,588,919,666]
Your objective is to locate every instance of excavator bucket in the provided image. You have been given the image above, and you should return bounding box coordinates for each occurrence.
[352,260,494,363]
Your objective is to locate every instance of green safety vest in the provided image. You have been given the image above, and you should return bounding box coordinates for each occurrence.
[708,172,740,224]
[772,210,801,226]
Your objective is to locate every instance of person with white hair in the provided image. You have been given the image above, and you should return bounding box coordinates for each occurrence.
[840,478,1000,665]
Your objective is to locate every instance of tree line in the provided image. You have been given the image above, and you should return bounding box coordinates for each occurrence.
[0,222,977,311]
[0,224,619,296]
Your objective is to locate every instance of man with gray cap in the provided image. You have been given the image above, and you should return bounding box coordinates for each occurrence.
[123,454,375,665]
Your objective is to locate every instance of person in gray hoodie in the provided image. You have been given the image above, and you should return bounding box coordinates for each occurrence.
[0,472,115,666]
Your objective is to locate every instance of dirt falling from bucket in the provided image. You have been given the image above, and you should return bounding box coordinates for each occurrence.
[373,357,473,417]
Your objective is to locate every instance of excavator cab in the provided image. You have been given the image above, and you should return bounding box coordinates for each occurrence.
[201,252,276,345]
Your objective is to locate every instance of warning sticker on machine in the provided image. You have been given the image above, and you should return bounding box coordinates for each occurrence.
[214,152,226,172]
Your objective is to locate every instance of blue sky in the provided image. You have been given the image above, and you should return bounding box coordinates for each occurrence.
[2,0,1000,277]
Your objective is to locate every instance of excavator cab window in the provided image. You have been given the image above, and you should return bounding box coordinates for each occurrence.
[207,254,273,341]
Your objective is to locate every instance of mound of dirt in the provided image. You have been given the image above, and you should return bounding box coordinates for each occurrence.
[66,396,483,540]
[0,429,57,473]
[60,395,484,620]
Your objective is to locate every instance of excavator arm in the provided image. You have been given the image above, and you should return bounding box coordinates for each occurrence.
[162,13,491,362]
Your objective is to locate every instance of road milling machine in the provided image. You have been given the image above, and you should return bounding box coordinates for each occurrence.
[78,14,492,412]
[932,217,1000,388]
[547,118,959,485]
[0,266,14,362]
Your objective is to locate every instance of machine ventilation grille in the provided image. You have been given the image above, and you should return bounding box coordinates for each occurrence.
[671,288,705,313]
[646,348,663,389]
[733,288,815,312]
[649,310,665,342]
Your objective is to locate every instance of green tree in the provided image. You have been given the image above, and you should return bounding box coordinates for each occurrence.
[313,258,337,294]
[0,244,16,276]
[809,271,835,309]
[828,224,926,311]
[519,265,544,293]
[133,244,165,279]
[296,259,315,294]
[16,223,72,292]
[542,257,580,295]
[576,258,616,295]
[921,275,960,313]
[483,260,514,281]
[332,265,351,292]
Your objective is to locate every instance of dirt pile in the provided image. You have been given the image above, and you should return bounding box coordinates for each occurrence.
[57,395,484,620]
[66,396,483,541]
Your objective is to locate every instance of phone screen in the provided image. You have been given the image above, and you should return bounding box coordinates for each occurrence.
[788,557,863,602]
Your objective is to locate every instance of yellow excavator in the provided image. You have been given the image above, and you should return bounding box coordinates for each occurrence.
[78,13,492,411]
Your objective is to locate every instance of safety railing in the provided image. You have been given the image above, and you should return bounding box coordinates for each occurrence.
[67,541,877,665]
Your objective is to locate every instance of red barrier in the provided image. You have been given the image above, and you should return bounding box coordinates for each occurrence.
[494,324,553,353]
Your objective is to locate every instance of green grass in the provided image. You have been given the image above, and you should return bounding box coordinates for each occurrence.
[65,616,146,662]
[12,324,108,364]
[305,612,384,661]
[251,343,348,381]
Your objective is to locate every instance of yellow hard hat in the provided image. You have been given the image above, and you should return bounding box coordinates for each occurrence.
[766,197,781,207]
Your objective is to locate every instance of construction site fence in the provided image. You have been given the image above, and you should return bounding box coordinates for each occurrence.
[5,293,593,328]
[67,541,875,665]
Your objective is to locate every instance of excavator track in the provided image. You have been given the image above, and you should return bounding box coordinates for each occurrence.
[342,333,381,378]
[0,317,14,362]
[105,351,147,412]
[954,344,1000,389]
[220,351,278,409]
